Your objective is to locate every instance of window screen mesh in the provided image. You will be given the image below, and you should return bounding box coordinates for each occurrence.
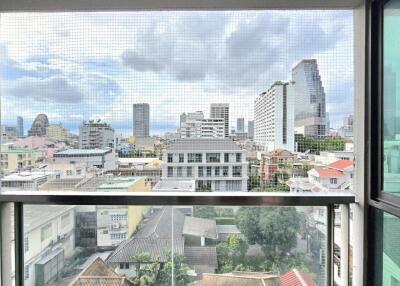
[0,11,353,286]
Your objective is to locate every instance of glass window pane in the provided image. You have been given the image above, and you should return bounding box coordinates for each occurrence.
[372,209,400,285]
[383,0,400,195]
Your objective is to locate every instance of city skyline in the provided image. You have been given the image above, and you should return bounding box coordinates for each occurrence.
[0,11,354,135]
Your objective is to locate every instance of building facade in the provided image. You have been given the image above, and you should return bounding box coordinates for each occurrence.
[254,82,294,152]
[292,59,326,138]
[260,149,296,183]
[248,120,254,140]
[179,118,225,139]
[133,103,150,137]
[0,145,43,175]
[46,123,70,143]
[53,149,117,171]
[161,139,248,191]
[17,116,24,137]
[210,103,229,137]
[79,121,115,149]
[28,114,49,137]
[237,118,245,132]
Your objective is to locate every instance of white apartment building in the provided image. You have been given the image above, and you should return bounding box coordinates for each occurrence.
[179,118,225,138]
[210,103,229,137]
[254,82,294,152]
[53,149,117,171]
[79,120,115,149]
[13,205,76,286]
[161,138,248,191]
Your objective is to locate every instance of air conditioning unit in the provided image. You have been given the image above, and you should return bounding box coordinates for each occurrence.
[112,223,120,229]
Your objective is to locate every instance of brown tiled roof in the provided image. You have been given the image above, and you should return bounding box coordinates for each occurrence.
[279,269,317,286]
[191,272,281,286]
[69,257,134,286]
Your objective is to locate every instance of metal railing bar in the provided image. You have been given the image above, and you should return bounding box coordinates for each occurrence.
[0,191,356,206]
[326,204,335,286]
[340,204,350,286]
[14,202,24,286]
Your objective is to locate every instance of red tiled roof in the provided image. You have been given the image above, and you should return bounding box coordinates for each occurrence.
[313,168,343,177]
[279,269,317,286]
[327,160,353,171]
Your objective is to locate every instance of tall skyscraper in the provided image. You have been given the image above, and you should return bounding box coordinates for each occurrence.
[248,120,254,140]
[79,120,115,149]
[254,82,294,151]
[28,113,49,136]
[325,112,330,135]
[237,118,245,132]
[133,103,150,137]
[17,116,24,137]
[292,59,326,138]
[210,103,229,137]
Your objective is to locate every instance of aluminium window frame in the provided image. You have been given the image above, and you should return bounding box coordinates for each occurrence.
[0,1,367,285]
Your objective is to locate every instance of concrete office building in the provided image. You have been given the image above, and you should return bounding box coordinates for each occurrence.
[17,116,24,137]
[46,123,70,143]
[248,120,254,140]
[210,103,229,137]
[180,111,204,127]
[28,113,49,137]
[292,59,326,138]
[254,82,295,152]
[179,118,225,139]
[162,138,248,191]
[133,103,150,137]
[79,120,115,149]
[237,118,245,132]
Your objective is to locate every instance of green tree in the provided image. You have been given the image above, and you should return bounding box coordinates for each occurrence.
[216,234,249,273]
[236,207,300,260]
[158,253,191,286]
[193,206,217,219]
[131,252,159,286]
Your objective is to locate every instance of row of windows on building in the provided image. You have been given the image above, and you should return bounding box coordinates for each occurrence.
[167,153,242,163]
[167,166,242,177]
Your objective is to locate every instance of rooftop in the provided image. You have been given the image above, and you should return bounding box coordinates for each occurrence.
[1,171,56,182]
[327,159,353,171]
[183,216,218,239]
[69,257,134,286]
[0,146,34,153]
[312,168,344,178]
[166,138,242,151]
[279,269,317,286]
[152,180,196,192]
[191,271,280,286]
[54,149,112,156]
[96,176,142,189]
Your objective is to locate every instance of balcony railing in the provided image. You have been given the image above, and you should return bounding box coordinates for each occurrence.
[0,191,355,286]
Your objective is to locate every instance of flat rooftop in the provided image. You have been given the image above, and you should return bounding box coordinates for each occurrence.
[54,149,111,156]
[153,180,195,192]
[166,138,242,151]
[1,171,56,181]
[96,176,143,189]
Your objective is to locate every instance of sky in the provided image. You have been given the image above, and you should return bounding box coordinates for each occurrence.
[0,11,354,136]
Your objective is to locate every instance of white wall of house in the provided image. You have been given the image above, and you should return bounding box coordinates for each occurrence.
[97,206,128,247]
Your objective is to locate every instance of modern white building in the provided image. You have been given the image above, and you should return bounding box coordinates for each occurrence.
[161,138,248,191]
[79,120,115,149]
[180,111,205,127]
[179,118,225,139]
[13,205,76,286]
[254,81,294,152]
[292,59,326,138]
[210,103,229,137]
[53,149,117,171]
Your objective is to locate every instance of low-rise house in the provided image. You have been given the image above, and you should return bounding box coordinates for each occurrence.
[288,159,353,192]
[13,136,66,158]
[69,257,134,286]
[106,207,218,279]
[162,138,248,191]
[12,205,76,286]
[259,149,296,183]
[279,269,317,286]
[0,145,43,175]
